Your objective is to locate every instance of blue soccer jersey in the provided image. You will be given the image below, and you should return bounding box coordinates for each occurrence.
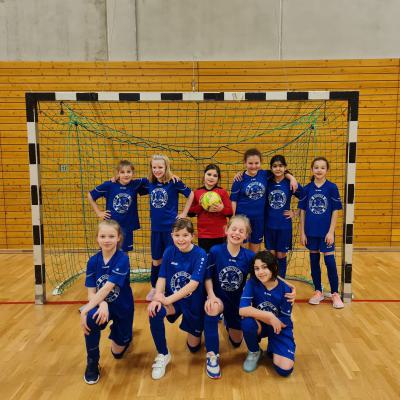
[206,243,254,307]
[230,169,271,218]
[158,244,207,307]
[85,250,134,317]
[266,178,302,229]
[146,180,192,232]
[298,180,342,238]
[90,179,147,232]
[240,277,293,328]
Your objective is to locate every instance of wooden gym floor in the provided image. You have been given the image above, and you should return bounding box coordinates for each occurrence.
[0,251,399,400]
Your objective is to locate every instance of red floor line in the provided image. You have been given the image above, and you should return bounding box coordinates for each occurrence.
[1,298,400,305]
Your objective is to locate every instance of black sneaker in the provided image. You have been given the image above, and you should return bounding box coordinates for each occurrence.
[84,358,100,385]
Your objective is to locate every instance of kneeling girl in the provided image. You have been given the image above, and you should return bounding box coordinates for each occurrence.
[239,251,295,377]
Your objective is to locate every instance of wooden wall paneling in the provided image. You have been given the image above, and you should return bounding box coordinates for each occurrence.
[0,59,399,248]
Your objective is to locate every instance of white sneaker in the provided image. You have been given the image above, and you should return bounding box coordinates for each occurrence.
[243,350,262,372]
[146,288,156,302]
[308,290,324,305]
[206,352,221,379]
[332,292,345,309]
[151,353,171,380]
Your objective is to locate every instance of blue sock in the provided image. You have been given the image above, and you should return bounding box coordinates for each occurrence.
[324,254,339,293]
[273,364,293,377]
[84,308,107,362]
[150,264,159,288]
[149,306,168,355]
[310,253,322,291]
[204,314,220,354]
[241,317,260,353]
[278,257,287,278]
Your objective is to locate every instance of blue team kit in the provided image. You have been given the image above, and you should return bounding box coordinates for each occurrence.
[230,169,271,243]
[90,179,147,251]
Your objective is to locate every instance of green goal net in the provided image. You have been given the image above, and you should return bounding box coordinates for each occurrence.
[36,97,348,294]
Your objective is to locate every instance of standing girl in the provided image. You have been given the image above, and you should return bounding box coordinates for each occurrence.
[148,218,207,380]
[88,160,147,253]
[188,164,233,253]
[80,220,134,384]
[298,157,344,308]
[239,251,295,377]
[265,155,302,278]
[203,215,254,379]
[231,148,297,253]
[145,154,194,301]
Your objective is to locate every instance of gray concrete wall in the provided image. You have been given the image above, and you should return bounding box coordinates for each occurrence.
[0,0,399,61]
[0,0,108,61]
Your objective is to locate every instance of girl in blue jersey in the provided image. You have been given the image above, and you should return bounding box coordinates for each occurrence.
[265,155,302,278]
[148,218,207,380]
[299,157,344,309]
[203,215,254,379]
[145,154,194,301]
[239,251,295,377]
[231,148,298,253]
[80,220,134,385]
[88,160,147,253]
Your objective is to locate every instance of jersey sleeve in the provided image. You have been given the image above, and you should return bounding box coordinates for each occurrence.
[90,181,111,201]
[190,249,207,283]
[220,189,233,216]
[85,255,97,288]
[107,253,130,288]
[175,180,191,198]
[230,179,241,201]
[205,247,216,279]
[279,284,293,320]
[158,247,172,279]
[297,185,308,210]
[294,183,303,200]
[188,190,203,216]
[331,184,343,211]
[263,169,273,180]
[239,279,255,308]
[136,177,149,196]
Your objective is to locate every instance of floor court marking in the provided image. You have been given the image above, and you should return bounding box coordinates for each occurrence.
[1,299,400,305]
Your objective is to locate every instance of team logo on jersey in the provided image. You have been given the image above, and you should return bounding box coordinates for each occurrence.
[309,194,328,215]
[257,301,279,316]
[96,274,120,302]
[170,271,191,293]
[151,188,168,208]
[218,266,243,291]
[113,193,132,214]
[269,189,287,209]
[245,181,265,200]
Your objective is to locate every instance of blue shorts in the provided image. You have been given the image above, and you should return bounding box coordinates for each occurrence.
[87,306,134,346]
[166,300,204,337]
[121,227,133,252]
[151,231,174,260]
[306,236,335,253]
[259,322,295,361]
[248,216,264,244]
[264,228,292,253]
[221,299,241,330]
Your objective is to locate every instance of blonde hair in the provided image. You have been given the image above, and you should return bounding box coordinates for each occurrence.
[96,219,123,249]
[226,215,252,239]
[148,154,173,183]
